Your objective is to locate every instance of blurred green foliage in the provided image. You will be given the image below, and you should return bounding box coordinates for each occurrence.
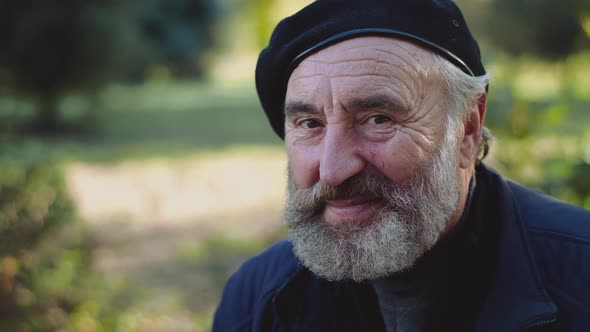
[0,144,153,332]
[0,155,73,255]
[482,51,590,209]
[0,0,220,134]
[486,0,588,60]
[0,145,87,331]
[456,0,590,60]
[490,134,590,209]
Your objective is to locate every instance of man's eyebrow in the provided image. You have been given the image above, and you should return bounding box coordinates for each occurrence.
[348,94,407,113]
[284,101,319,116]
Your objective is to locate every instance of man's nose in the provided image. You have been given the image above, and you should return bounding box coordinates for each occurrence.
[319,125,366,187]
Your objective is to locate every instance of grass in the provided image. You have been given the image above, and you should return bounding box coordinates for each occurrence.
[2,80,282,164]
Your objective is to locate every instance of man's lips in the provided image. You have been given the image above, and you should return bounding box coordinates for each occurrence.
[323,196,385,226]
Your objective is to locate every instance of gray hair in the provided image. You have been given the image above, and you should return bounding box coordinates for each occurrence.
[434,55,493,161]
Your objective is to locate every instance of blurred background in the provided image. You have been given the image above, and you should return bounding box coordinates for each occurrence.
[0,0,588,331]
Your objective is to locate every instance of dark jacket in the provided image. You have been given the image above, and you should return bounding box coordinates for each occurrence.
[213,165,590,331]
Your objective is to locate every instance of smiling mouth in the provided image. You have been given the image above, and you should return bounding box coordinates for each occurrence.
[323,196,385,226]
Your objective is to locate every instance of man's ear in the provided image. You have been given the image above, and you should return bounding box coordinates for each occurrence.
[459,93,487,169]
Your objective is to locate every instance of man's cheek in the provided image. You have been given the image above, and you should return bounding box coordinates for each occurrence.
[286,149,320,190]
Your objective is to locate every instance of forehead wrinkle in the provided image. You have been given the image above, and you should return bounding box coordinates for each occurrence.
[346,93,410,115]
[314,58,404,67]
[377,44,441,87]
[288,37,440,117]
[297,47,425,84]
[303,42,427,69]
[291,71,418,115]
[286,78,321,112]
[284,100,320,116]
[332,37,420,56]
[378,85,413,115]
[289,72,329,81]
[322,38,434,67]
[334,50,423,103]
[372,43,439,78]
[327,68,416,111]
[372,37,438,62]
[327,72,398,80]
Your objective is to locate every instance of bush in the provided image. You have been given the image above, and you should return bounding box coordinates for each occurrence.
[489,133,590,209]
[0,144,94,331]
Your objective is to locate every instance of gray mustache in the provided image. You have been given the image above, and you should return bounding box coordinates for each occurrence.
[290,173,416,211]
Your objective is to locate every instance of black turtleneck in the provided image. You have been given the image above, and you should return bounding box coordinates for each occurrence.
[370,174,498,331]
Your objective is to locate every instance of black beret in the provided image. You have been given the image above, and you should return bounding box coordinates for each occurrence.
[255,0,486,139]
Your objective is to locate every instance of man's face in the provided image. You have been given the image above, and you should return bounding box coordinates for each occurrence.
[283,37,464,281]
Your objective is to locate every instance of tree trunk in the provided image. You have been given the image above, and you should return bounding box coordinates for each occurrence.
[82,91,101,134]
[34,94,60,133]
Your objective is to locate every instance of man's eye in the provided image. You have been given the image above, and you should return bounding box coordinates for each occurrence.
[298,119,323,129]
[365,114,392,125]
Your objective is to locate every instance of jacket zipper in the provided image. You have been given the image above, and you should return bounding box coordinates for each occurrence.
[518,315,557,331]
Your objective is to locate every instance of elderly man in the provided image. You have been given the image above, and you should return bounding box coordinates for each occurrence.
[213,1,590,331]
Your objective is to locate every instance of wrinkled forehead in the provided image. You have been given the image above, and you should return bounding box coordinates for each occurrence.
[286,36,444,98]
[296,36,438,68]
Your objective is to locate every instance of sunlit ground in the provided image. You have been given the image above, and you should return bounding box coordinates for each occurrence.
[60,147,287,331]
[67,147,286,230]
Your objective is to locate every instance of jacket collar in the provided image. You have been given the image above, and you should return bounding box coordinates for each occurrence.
[272,265,385,331]
[272,164,558,331]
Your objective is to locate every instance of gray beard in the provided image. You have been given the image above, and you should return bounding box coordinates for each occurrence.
[284,133,461,282]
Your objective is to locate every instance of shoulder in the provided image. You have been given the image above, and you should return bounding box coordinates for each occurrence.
[503,177,590,271]
[212,239,301,331]
[477,163,590,236]
[506,179,590,237]
[503,175,590,316]
[480,164,590,317]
